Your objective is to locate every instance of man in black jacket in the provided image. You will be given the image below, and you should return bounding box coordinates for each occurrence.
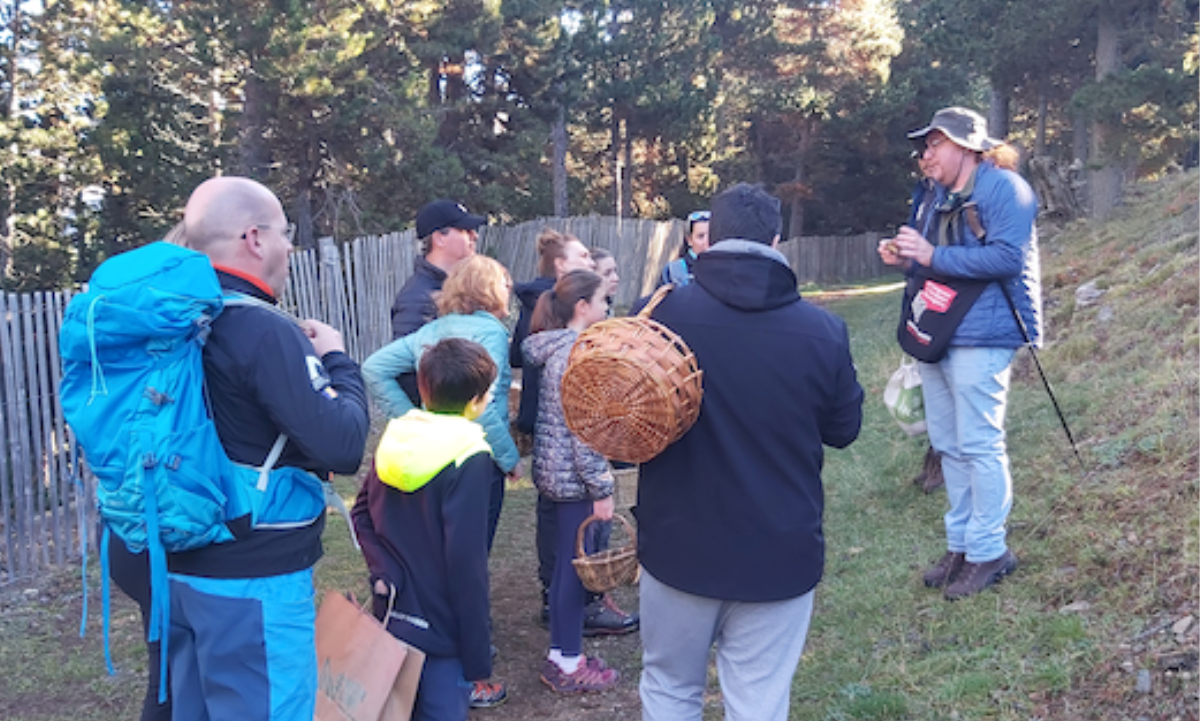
[636,184,864,721]
[390,199,484,338]
[171,176,370,721]
[389,199,485,405]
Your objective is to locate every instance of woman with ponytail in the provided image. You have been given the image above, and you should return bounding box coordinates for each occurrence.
[521,270,622,694]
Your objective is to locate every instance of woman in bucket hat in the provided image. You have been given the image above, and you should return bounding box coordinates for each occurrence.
[878,106,1043,600]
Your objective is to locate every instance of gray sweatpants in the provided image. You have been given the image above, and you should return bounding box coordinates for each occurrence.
[639,568,815,721]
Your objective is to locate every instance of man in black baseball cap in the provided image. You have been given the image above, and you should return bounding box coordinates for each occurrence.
[414,199,487,240]
[389,199,487,401]
[391,200,486,336]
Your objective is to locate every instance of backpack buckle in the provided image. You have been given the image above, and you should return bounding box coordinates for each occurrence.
[144,387,175,406]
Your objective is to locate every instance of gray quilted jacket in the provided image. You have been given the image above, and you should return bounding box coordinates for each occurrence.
[521,329,614,502]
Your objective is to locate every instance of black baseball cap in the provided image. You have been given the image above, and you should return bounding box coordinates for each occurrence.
[415,199,486,238]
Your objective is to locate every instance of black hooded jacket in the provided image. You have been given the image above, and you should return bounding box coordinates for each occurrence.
[389,257,449,405]
[636,242,863,601]
[509,275,555,434]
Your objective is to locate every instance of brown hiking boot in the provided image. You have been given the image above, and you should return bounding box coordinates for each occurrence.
[921,451,944,494]
[944,550,1018,600]
[911,446,934,486]
[922,551,965,588]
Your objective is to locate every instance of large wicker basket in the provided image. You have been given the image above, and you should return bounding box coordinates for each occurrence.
[561,285,703,463]
[571,514,640,593]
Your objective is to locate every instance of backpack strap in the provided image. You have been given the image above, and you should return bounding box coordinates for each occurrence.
[257,433,289,492]
[222,291,302,325]
[665,258,691,287]
[221,291,360,548]
[964,204,986,240]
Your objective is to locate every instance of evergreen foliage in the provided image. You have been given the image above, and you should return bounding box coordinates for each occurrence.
[0,0,1193,290]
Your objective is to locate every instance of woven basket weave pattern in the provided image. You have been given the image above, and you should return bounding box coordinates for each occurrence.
[560,286,703,463]
[571,514,640,594]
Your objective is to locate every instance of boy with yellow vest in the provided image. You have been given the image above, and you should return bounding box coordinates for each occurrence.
[351,338,505,719]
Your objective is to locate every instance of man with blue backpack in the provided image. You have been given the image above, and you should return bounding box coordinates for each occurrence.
[170,177,370,719]
[61,176,370,721]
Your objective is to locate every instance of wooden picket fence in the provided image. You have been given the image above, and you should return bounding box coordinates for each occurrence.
[0,290,84,585]
[0,219,888,585]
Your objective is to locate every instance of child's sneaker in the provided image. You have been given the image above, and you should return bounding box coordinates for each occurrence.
[469,680,508,708]
[540,657,619,693]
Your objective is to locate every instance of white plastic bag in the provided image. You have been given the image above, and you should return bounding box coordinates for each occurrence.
[883,358,926,437]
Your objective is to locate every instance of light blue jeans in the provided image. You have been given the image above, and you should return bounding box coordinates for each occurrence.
[920,346,1016,563]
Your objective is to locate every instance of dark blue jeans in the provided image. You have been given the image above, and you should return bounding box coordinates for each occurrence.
[487,462,505,553]
[413,656,471,721]
[549,499,593,656]
[538,493,609,596]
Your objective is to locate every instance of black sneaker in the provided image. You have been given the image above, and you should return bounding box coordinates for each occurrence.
[582,594,639,637]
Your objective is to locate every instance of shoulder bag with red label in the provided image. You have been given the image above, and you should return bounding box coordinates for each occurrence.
[896,267,989,362]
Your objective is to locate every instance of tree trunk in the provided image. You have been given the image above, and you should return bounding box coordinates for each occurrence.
[675,145,691,200]
[611,108,622,217]
[293,123,318,250]
[1090,1,1124,220]
[238,71,270,181]
[0,2,21,277]
[1027,156,1083,221]
[551,104,569,217]
[427,59,441,106]
[1035,91,1048,157]
[788,167,804,241]
[988,84,1010,139]
[621,121,633,219]
[1071,107,1089,164]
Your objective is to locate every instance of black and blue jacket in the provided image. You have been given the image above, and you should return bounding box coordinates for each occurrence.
[167,269,370,579]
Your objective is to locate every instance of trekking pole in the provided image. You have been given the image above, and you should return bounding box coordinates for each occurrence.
[1001,286,1085,470]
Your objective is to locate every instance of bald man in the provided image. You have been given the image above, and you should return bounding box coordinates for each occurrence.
[168,177,370,721]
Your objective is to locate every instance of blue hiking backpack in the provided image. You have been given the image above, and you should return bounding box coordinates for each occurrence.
[59,241,288,701]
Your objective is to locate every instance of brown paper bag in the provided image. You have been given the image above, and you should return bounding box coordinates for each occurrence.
[314,590,425,721]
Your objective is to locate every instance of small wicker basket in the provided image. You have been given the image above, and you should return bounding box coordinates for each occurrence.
[571,514,640,594]
[561,285,703,463]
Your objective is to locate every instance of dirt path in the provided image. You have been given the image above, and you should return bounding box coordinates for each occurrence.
[475,485,645,720]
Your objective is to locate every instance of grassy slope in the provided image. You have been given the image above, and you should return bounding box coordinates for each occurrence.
[798,169,1198,720]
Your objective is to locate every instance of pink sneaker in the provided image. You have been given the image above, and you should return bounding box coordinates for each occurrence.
[540,657,619,693]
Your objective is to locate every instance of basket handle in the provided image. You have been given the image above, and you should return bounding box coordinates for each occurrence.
[637,284,675,319]
[575,513,637,560]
